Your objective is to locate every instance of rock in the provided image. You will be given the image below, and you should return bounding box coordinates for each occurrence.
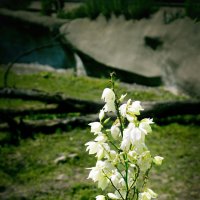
[60,8,200,97]
[74,53,87,76]
[54,153,79,164]
[54,155,67,164]
[67,153,79,160]
[55,174,68,181]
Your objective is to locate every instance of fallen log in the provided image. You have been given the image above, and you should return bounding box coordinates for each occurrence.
[1,87,200,136]
[1,111,200,137]
[0,106,60,118]
[0,114,99,135]
[1,87,200,118]
[0,87,103,113]
[141,101,200,118]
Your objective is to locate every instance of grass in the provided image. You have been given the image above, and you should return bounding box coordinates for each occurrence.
[0,98,48,110]
[0,128,101,200]
[0,67,199,199]
[0,69,187,110]
[0,124,199,199]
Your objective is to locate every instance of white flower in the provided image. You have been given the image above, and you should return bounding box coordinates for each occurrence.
[85,141,99,154]
[99,109,105,121]
[108,192,121,199]
[111,125,121,140]
[96,195,106,200]
[88,161,112,190]
[153,156,164,166]
[102,88,115,103]
[146,189,158,198]
[119,103,127,117]
[127,150,137,161]
[129,101,144,115]
[89,122,102,134]
[96,143,110,160]
[110,170,121,188]
[85,141,109,160]
[94,134,107,143]
[120,136,131,151]
[139,192,151,200]
[104,101,116,112]
[139,118,153,134]
[139,189,158,200]
[121,123,144,151]
[98,175,110,190]
[106,150,118,164]
[119,100,143,121]
[88,161,105,181]
[138,151,152,172]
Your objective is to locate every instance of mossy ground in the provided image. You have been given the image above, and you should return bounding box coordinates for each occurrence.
[0,68,199,199]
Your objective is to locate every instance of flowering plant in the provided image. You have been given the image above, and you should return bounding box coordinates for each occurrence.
[85,74,163,200]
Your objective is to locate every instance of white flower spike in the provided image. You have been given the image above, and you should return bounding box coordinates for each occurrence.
[85,76,163,199]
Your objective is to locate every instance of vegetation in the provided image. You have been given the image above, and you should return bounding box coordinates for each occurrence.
[41,0,64,16]
[185,0,200,21]
[0,67,199,199]
[0,69,187,107]
[56,0,200,21]
[0,0,32,10]
[0,123,199,199]
[58,0,157,20]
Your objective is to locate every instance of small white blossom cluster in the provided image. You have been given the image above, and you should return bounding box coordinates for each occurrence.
[85,82,164,200]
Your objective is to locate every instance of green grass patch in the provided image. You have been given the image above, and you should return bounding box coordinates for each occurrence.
[0,69,186,110]
[0,124,199,199]
[0,98,47,110]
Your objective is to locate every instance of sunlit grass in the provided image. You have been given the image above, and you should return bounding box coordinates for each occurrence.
[0,69,186,111]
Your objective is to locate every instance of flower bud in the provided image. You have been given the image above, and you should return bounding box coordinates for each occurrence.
[101,88,115,103]
[99,109,105,121]
[119,93,127,102]
[111,125,121,140]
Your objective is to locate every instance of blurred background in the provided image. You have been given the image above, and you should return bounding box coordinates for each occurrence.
[0,0,199,199]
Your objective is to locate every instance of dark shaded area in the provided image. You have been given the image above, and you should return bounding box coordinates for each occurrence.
[144,36,163,50]
[0,15,74,69]
[0,87,200,143]
[0,0,32,10]
[75,50,162,86]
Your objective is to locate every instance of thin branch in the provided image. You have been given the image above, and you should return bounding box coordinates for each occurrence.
[142,162,152,189]
[103,170,125,200]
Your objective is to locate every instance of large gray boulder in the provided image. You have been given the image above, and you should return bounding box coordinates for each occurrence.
[60,8,200,98]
